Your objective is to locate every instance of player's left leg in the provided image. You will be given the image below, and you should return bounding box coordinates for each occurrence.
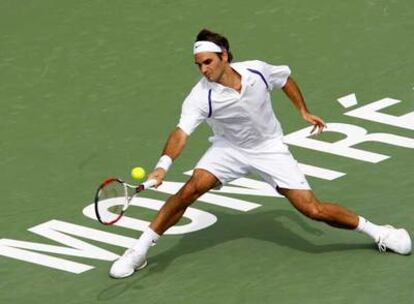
[278,187,412,255]
[277,188,358,229]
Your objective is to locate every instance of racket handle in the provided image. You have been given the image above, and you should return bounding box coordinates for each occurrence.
[142,179,157,189]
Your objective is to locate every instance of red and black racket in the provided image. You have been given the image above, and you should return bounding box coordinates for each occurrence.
[94,177,156,225]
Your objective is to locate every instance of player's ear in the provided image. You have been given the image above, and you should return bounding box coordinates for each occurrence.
[221,49,229,63]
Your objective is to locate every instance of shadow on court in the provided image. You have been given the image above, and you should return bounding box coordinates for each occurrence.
[97,208,373,300]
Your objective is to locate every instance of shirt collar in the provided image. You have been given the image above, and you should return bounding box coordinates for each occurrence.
[205,62,256,93]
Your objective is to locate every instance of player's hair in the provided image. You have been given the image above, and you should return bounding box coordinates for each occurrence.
[195,29,234,63]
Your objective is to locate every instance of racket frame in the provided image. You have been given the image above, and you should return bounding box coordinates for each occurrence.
[94,177,153,225]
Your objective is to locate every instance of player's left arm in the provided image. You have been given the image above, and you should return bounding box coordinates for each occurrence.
[282,77,326,134]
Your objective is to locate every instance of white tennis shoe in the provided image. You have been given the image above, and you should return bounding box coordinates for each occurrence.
[109,249,148,279]
[376,225,412,255]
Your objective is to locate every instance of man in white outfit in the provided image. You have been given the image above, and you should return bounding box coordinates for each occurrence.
[110,29,411,279]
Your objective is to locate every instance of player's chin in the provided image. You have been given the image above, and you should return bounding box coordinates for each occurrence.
[204,74,214,82]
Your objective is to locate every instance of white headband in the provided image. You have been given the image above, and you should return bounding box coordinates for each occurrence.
[193,41,222,54]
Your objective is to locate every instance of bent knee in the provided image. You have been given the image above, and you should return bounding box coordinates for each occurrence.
[177,181,204,204]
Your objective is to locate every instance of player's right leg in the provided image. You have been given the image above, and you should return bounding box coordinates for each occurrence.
[110,139,248,278]
[109,169,219,279]
[150,168,220,235]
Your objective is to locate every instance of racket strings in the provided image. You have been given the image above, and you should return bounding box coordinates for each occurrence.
[96,180,130,224]
[94,178,147,225]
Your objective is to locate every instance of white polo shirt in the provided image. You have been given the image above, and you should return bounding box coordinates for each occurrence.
[177,60,291,150]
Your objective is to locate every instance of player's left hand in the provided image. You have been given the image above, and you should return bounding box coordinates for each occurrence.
[302,112,326,135]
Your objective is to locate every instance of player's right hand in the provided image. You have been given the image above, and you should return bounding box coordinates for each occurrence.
[147,168,166,188]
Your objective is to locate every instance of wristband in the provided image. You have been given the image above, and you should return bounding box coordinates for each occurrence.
[155,155,173,172]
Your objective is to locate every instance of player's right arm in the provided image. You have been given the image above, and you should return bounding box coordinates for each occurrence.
[147,127,188,187]
[147,83,207,187]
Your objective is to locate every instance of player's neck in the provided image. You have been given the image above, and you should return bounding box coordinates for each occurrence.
[216,65,242,93]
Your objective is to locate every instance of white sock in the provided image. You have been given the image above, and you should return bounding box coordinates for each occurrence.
[355,216,384,241]
[132,227,160,255]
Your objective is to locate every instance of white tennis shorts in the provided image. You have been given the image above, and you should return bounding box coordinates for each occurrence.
[195,137,311,190]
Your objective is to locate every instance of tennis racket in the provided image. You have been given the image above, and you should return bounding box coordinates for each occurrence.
[94,177,157,225]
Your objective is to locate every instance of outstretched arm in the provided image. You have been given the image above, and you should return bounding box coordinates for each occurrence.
[147,127,188,187]
[161,127,188,160]
[282,77,326,134]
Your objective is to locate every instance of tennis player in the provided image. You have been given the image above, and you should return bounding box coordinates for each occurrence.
[110,29,411,278]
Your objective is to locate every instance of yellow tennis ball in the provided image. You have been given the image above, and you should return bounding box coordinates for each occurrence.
[131,167,145,180]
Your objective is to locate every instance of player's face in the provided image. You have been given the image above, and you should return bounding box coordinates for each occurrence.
[194,52,227,82]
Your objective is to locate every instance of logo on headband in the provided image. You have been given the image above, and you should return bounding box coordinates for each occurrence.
[193,41,222,54]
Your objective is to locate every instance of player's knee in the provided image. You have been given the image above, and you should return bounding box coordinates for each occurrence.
[304,203,325,221]
[178,181,203,205]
